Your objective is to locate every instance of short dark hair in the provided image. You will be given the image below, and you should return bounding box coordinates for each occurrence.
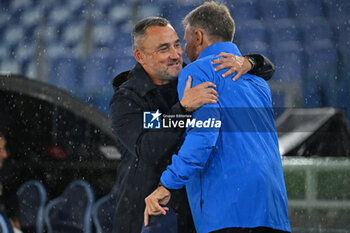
[0,131,5,139]
[183,1,235,42]
[132,17,170,50]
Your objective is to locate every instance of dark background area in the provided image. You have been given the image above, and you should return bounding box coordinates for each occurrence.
[0,75,120,200]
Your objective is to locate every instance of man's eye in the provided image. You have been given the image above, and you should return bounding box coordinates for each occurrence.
[159,47,169,52]
[175,43,181,48]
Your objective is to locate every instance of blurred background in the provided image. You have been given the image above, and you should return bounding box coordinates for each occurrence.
[0,0,349,122]
[1,0,350,233]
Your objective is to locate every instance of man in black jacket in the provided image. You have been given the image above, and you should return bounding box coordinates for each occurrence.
[110,17,275,233]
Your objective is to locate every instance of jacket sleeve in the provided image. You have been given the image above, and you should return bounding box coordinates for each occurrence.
[160,68,220,189]
[246,54,275,81]
[109,89,186,166]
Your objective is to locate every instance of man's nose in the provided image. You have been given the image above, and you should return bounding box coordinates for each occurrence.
[169,47,180,59]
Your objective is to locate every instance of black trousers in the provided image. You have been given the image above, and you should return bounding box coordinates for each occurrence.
[211,227,290,233]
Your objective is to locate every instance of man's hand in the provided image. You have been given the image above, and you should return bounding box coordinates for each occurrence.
[144,186,171,226]
[180,75,218,112]
[211,52,253,81]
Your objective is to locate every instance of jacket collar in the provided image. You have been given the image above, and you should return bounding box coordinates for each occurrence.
[128,63,157,96]
[112,63,157,96]
[198,42,241,60]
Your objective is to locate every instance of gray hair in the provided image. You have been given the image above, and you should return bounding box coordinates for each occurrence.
[183,1,235,42]
[132,17,170,50]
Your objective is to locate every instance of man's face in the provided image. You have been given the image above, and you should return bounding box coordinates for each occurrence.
[0,137,8,168]
[184,25,199,62]
[137,25,183,83]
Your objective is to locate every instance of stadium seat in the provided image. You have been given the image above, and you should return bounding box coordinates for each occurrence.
[92,187,118,233]
[0,59,21,74]
[0,212,14,233]
[336,77,350,126]
[238,41,271,59]
[299,17,334,44]
[112,32,133,58]
[136,4,161,20]
[93,0,112,15]
[67,0,87,18]
[0,214,8,233]
[226,0,260,24]
[0,0,10,8]
[334,16,350,124]
[0,45,8,60]
[337,34,350,80]
[79,86,114,114]
[0,14,9,42]
[117,31,133,48]
[235,20,267,45]
[112,54,136,77]
[292,0,325,18]
[269,42,304,108]
[0,8,10,23]
[47,6,73,30]
[13,42,35,75]
[259,0,291,22]
[44,22,67,43]
[108,3,132,27]
[9,0,38,24]
[162,3,195,42]
[49,55,80,90]
[17,180,47,233]
[9,0,36,11]
[92,23,115,49]
[44,180,94,233]
[15,42,35,61]
[332,16,350,49]
[336,55,350,123]
[23,24,40,44]
[303,39,338,107]
[61,21,85,49]
[3,25,24,47]
[45,42,73,58]
[23,60,35,78]
[271,41,304,83]
[323,0,350,19]
[271,90,285,118]
[90,7,106,24]
[81,51,113,89]
[269,19,300,45]
[271,91,285,106]
[20,6,42,29]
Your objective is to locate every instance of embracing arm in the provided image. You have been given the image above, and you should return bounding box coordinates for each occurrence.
[212,53,275,81]
[109,90,186,165]
[110,79,219,163]
[246,54,275,81]
[160,104,220,189]
[160,68,220,188]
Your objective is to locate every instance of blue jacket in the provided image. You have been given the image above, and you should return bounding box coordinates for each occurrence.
[160,42,291,233]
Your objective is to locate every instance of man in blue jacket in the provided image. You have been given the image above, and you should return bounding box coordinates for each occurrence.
[144,2,291,233]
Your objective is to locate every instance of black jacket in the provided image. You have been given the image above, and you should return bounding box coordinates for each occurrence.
[110,63,193,233]
[110,55,275,233]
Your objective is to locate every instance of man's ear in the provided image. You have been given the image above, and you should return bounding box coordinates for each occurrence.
[194,29,204,46]
[134,48,144,64]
